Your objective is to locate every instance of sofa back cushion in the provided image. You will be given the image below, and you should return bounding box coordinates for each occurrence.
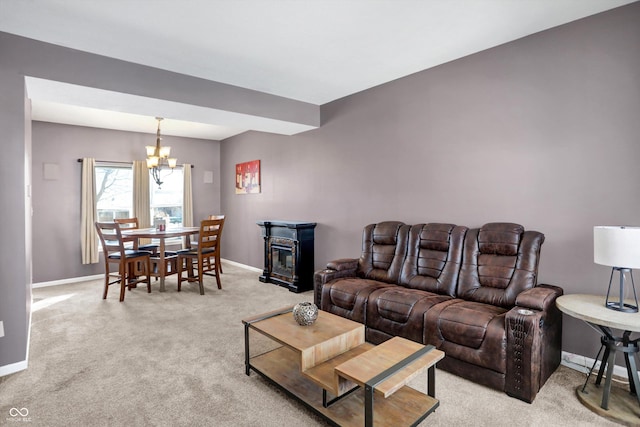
[457,223,544,308]
[357,221,410,284]
[399,223,467,296]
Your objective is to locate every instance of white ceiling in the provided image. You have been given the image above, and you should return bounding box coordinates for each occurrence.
[0,0,635,140]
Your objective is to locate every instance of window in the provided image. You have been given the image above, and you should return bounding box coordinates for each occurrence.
[150,168,183,229]
[95,163,184,229]
[95,164,133,222]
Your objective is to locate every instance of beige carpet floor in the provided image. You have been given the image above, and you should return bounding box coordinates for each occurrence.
[0,263,621,426]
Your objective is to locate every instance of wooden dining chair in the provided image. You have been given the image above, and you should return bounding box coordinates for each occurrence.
[189,215,225,274]
[95,221,153,302]
[114,217,159,254]
[177,218,223,295]
[209,215,225,274]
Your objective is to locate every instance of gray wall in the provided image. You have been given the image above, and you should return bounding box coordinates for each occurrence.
[0,26,308,373]
[0,54,31,374]
[220,3,640,359]
[31,122,221,283]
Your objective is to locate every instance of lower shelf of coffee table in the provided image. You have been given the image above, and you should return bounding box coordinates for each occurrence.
[249,346,439,427]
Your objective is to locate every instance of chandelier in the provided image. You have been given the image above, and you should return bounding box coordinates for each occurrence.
[146,117,177,188]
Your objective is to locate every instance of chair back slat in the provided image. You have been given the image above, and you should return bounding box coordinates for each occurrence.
[198,218,224,251]
[114,217,139,230]
[206,215,226,249]
[114,218,139,245]
[95,222,126,257]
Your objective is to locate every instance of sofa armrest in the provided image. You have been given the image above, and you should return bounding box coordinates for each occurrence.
[313,258,359,306]
[505,284,563,403]
[515,284,564,312]
[326,258,359,272]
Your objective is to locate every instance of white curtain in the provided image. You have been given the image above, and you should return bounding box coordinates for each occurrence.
[133,160,151,244]
[183,164,193,227]
[133,160,151,227]
[80,158,98,264]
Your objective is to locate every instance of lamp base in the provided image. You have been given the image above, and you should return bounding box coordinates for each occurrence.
[605,268,639,313]
[605,301,638,313]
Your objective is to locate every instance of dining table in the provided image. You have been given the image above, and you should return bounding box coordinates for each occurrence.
[121,226,200,292]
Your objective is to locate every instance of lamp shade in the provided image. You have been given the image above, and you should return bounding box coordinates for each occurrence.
[159,146,171,158]
[146,157,159,168]
[594,226,640,269]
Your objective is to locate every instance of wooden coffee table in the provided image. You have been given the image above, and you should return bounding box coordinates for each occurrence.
[242,307,444,426]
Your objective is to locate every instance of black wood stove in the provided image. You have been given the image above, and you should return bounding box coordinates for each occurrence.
[257,220,317,293]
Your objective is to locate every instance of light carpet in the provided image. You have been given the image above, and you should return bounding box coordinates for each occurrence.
[0,263,619,426]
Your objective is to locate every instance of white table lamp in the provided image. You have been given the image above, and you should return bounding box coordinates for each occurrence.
[594,226,640,312]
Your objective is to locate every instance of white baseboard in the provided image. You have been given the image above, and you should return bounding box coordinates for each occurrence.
[221,258,262,273]
[0,360,27,377]
[561,350,629,380]
[32,274,103,288]
[32,259,262,289]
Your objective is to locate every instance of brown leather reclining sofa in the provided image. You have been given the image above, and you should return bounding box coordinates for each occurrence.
[314,221,563,403]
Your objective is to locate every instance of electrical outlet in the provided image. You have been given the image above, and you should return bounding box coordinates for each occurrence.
[0,321,4,338]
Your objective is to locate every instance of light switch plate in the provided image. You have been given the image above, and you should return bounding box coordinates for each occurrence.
[0,321,4,338]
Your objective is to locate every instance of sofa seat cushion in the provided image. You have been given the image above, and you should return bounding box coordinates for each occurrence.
[367,287,452,343]
[438,301,506,349]
[321,278,393,323]
[426,300,507,373]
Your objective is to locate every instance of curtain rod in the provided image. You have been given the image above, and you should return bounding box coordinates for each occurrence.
[76,159,194,168]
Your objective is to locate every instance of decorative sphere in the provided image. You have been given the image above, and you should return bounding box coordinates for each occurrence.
[292,302,318,326]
